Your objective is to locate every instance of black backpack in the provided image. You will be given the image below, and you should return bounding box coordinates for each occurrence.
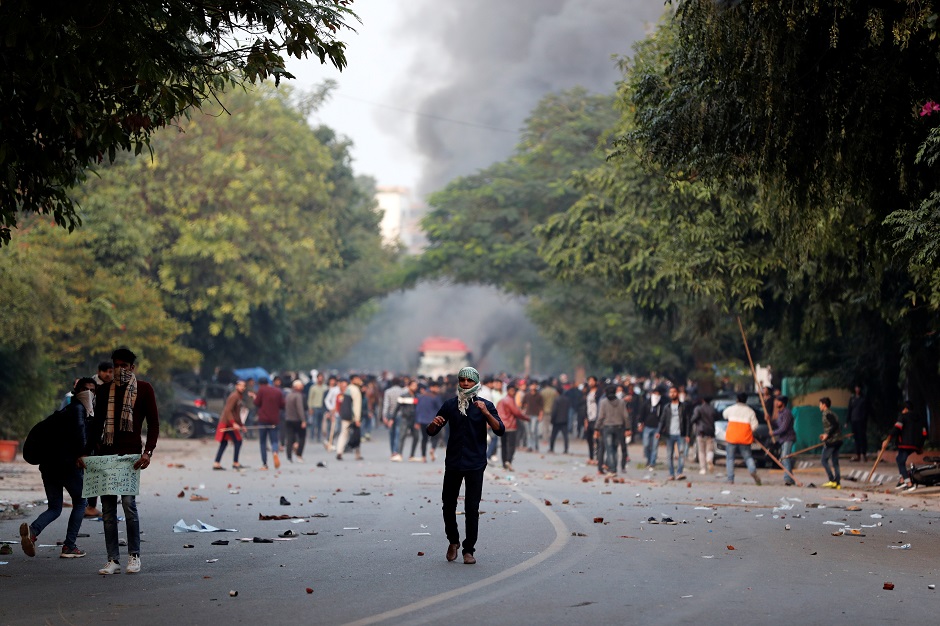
[22,407,77,465]
[339,394,354,421]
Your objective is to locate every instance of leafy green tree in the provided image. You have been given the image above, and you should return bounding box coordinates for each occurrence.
[0,220,199,439]
[420,89,621,295]
[1,0,356,246]
[76,85,397,370]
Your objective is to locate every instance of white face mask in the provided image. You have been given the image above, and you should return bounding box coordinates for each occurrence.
[75,389,95,416]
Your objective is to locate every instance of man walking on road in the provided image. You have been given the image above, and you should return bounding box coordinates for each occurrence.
[690,397,718,475]
[90,348,159,574]
[254,377,285,470]
[819,397,843,489]
[722,392,761,485]
[427,367,504,565]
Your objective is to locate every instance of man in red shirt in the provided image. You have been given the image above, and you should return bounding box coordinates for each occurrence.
[254,377,285,470]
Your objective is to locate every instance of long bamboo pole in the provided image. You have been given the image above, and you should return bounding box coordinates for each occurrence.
[737,316,776,443]
[753,439,802,486]
[867,438,891,483]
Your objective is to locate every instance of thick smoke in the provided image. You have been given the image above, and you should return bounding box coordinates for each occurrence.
[339,1,665,375]
[393,0,665,194]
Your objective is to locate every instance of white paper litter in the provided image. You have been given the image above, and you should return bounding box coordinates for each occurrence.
[870,514,884,519]
[823,521,848,526]
[173,519,237,533]
[889,543,912,550]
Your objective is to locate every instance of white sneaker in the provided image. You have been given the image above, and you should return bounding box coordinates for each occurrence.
[126,555,141,574]
[295,456,304,464]
[99,560,121,575]
[390,454,403,462]
[698,468,707,475]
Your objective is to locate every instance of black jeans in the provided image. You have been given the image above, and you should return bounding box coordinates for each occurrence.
[501,430,518,466]
[851,421,867,457]
[442,467,485,555]
[549,423,568,453]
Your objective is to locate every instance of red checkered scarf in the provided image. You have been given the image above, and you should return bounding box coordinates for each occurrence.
[104,373,137,445]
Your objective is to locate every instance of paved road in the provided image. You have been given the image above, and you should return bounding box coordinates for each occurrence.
[2,436,939,625]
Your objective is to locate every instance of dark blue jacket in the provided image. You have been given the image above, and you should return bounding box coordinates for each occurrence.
[428,396,504,471]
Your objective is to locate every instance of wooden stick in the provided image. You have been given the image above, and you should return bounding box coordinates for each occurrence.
[753,439,803,486]
[220,425,274,433]
[782,434,854,459]
[867,438,890,483]
[736,316,775,443]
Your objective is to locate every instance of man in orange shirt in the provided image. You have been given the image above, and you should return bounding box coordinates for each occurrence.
[722,393,761,485]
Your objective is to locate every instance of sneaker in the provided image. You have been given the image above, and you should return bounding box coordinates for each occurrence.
[905,484,917,492]
[821,481,837,489]
[390,454,403,462]
[60,546,86,558]
[295,456,304,464]
[698,468,707,475]
[126,555,141,574]
[19,523,35,557]
[98,560,121,575]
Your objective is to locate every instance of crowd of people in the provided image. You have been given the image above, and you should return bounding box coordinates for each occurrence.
[17,360,931,571]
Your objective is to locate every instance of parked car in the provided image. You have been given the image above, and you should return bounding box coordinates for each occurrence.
[170,383,219,438]
[712,393,780,467]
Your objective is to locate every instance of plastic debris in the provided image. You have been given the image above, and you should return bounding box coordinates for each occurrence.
[888,543,911,550]
[206,559,218,563]
[785,525,791,531]
[870,514,883,519]
[929,585,936,590]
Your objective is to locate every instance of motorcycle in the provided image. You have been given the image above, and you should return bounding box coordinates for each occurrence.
[909,455,940,487]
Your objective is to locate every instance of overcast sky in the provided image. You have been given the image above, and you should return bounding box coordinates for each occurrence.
[287,0,666,198]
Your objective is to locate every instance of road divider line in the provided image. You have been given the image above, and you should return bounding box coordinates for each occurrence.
[344,483,570,626]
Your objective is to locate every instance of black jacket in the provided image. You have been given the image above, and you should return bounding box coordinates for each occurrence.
[658,401,692,437]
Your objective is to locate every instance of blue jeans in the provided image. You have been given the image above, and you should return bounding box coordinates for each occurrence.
[309,408,325,441]
[101,494,140,561]
[603,426,622,471]
[642,427,659,467]
[259,425,280,466]
[821,442,842,484]
[726,443,756,482]
[486,431,500,458]
[388,416,401,455]
[31,465,86,550]
[780,440,795,484]
[527,416,540,451]
[896,448,913,481]
[666,434,687,477]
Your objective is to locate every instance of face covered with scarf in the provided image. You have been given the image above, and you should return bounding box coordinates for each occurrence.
[456,366,481,415]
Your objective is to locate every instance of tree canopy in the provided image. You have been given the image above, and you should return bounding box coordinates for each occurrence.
[0,0,356,246]
[0,83,398,438]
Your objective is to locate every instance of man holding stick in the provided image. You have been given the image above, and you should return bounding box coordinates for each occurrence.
[772,396,797,486]
[213,380,251,470]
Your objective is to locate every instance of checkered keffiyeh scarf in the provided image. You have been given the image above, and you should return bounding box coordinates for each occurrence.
[104,373,137,445]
